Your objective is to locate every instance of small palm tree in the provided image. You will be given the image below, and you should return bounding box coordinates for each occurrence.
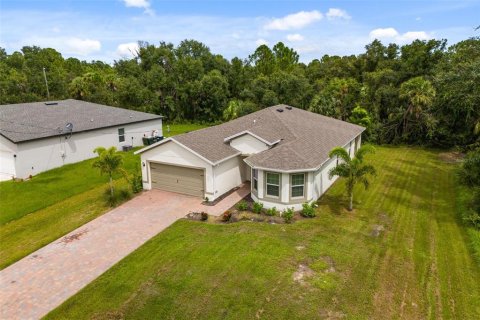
[92,147,126,198]
[328,144,376,211]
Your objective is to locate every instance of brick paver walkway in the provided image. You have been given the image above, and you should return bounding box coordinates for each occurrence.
[0,184,250,320]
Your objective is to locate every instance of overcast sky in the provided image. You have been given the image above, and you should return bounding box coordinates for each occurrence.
[0,0,478,62]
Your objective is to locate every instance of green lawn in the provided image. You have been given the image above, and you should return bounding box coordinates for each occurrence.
[0,149,140,226]
[0,180,128,269]
[45,146,480,320]
[0,123,208,269]
[163,123,210,138]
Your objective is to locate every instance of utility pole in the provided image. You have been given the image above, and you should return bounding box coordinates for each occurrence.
[43,67,50,99]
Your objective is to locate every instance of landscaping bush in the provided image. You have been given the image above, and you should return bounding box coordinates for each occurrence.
[131,170,143,194]
[236,200,248,211]
[266,207,278,216]
[104,187,132,207]
[283,207,294,223]
[252,202,263,214]
[222,210,232,222]
[200,212,209,221]
[463,188,480,229]
[301,202,317,218]
[458,149,480,230]
[457,149,480,187]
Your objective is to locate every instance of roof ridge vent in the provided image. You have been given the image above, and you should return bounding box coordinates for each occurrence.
[44,102,58,105]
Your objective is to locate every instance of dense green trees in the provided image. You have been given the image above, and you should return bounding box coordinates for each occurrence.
[1,37,479,147]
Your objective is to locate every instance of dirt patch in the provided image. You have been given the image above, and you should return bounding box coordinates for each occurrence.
[322,256,336,273]
[438,151,464,164]
[378,212,392,225]
[293,264,315,284]
[370,225,385,237]
[60,229,88,244]
[227,211,286,224]
[318,309,346,319]
[92,310,124,320]
[255,308,264,319]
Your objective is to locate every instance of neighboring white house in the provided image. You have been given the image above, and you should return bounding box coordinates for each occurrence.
[136,105,364,210]
[0,99,163,181]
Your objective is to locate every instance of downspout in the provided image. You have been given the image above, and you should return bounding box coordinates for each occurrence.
[212,164,216,201]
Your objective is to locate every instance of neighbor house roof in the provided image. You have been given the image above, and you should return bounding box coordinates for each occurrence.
[0,99,163,143]
[139,105,364,171]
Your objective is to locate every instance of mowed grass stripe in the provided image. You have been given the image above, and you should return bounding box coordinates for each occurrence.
[372,147,422,319]
[433,162,480,318]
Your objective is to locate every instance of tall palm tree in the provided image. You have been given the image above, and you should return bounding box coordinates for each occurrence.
[328,144,376,211]
[92,147,126,198]
[399,76,436,134]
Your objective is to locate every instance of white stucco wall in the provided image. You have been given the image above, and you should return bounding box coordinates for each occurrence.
[140,140,214,199]
[213,156,243,199]
[11,119,162,179]
[0,135,18,181]
[229,134,269,155]
[319,156,339,196]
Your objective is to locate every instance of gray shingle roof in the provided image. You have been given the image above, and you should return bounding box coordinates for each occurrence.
[171,105,364,171]
[0,99,163,143]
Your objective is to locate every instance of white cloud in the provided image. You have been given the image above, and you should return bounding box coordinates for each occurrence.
[264,10,322,30]
[255,38,269,46]
[123,0,150,9]
[286,34,304,42]
[398,31,430,41]
[116,42,139,57]
[122,0,153,15]
[369,28,431,43]
[369,27,399,39]
[64,38,101,55]
[326,8,351,20]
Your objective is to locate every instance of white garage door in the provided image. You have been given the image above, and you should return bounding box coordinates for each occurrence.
[150,162,204,197]
[0,150,15,181]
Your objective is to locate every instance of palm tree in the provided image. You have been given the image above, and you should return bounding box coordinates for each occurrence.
[92,147,126,198]
[399,76,435,135]
[328,144,376,211]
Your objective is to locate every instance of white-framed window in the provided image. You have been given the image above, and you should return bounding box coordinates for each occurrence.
[252,169,258,191]
[118,128,125,142]
[266,172,280,198]
[291,173,305,198]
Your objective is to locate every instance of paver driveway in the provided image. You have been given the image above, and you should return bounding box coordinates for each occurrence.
[0,185,250,320]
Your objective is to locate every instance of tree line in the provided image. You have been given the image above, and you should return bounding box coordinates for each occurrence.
[0,37,479,147]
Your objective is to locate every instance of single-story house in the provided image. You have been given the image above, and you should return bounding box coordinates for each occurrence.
[136,105,364,210]
[0,99,163,181]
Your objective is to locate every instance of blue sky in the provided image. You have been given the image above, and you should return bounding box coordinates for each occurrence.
[0,0,478,62]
